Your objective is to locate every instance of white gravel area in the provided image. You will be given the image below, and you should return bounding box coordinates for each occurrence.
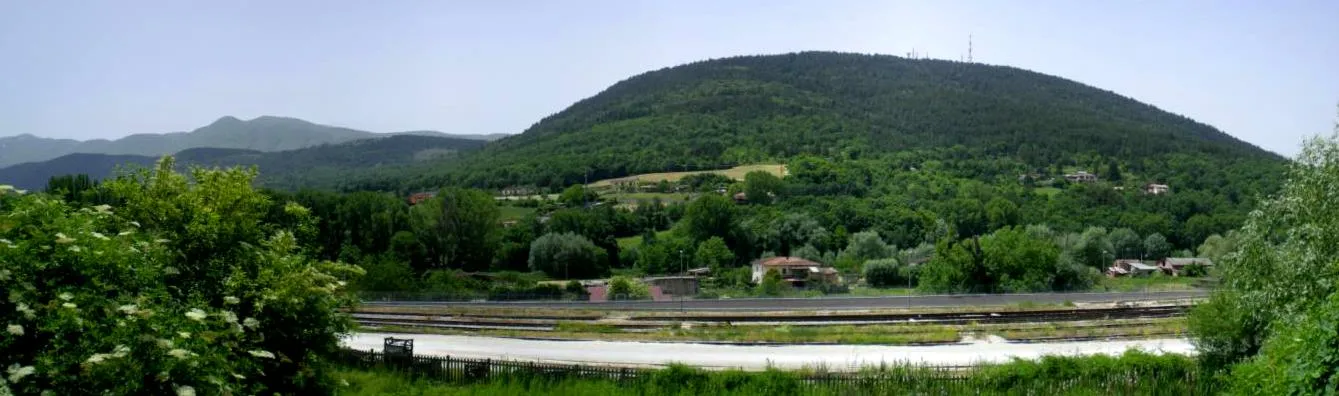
[344,332,1194,370]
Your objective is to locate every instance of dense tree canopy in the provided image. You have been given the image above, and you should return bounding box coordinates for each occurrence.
[410,187,501,272]
[528,232,607,279]
[1190,127,1339,393]
[0,158,360,395]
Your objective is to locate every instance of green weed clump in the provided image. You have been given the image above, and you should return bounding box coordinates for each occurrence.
[554,321,622,333]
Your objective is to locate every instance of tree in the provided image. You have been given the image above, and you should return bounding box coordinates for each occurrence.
[558,184,598,208]
[1181,213,1221,251]
[840,230,894,271]
[0,157,361,395]
[355,253,419,292]
[742,170,784,204]
[564,280,588,299]
[409,187,501,271]
[1142,233,1172,261]
[496,217,540,272]
[863,258,912,288]
[985,197,1019,230]
[44,174,111,205]
[919,227,1076,293]
[388,230,428,269]
[1073,226,1113,268]
[527,232,607,279]
[769,213,830,257]
[980,227,1063,293]
[606,276,649,300]
[1108,228,1142,259]
[682,194,736,242]
[791,244,824,262]
[636,235,695,275]
[694,236,735,272]
[756,269,784,296]
[918,238,982,293]
[1105,160,1122,182]
[1197,233,1236,263]
[1189,128,1339,387]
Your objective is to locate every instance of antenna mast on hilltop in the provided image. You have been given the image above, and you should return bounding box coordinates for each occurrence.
[968,34,974,63]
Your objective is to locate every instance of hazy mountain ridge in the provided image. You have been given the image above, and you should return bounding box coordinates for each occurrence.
[0,116,507,168]
[0,134,486,190]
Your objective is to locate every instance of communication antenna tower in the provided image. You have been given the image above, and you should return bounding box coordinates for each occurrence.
[968,34,974,63]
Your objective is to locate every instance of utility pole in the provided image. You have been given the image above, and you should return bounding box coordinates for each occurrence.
[679,249,686,313]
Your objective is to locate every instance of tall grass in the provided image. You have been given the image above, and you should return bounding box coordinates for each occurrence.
[337,351,1215,395]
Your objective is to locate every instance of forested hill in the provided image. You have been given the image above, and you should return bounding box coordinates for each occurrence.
[0,134,485,190]
[378,51,1279,190]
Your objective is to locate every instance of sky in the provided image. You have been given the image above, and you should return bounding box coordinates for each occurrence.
[1,1,1335,157]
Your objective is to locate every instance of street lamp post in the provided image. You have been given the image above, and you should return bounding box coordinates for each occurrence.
[679,249,686,313]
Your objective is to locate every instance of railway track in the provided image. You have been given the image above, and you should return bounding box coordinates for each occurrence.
[352,305,1189,332]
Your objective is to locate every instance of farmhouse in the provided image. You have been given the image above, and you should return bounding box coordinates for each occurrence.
[407,191,436,205]
[1159,258,1213,276]
[1107,259,1159,277]
[1064,171,1098,183]
[1144,184,1170,195]
[750,256,841,287]
[499,186,535,196]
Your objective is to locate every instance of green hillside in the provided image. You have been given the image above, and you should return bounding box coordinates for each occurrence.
[21,52,1291,290]
[0,134,485,190]
[323,51,1288,266]
[379,51,1279,190]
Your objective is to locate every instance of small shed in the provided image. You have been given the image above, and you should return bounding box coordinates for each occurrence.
[642,276,699,297]
[383,337,414,357]
[1159,258,1214,276]
[1109,259,1160,277]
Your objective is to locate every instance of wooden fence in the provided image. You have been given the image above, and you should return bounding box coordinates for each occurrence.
[336,349,1217,394]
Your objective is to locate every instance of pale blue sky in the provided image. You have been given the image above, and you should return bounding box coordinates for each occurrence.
[1,1,1335,156]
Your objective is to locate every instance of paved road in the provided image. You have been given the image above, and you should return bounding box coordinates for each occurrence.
[362,290,1206,311]
[345,332,1193,370]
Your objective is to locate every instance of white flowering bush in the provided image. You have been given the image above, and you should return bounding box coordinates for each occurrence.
[0,158,361,395]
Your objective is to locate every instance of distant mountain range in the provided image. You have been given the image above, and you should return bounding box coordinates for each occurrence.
[0,115,508,168]
[0,134,487,190]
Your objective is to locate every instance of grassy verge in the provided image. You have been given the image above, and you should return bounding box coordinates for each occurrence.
[587,164,786,187]
[1033,186,1062,197]
[355,299,1125,321]
[616,229,672,250]
[1100,274,1200,292]
[370,322,962,345]
[365,315,1188,345]
[987,319,1187,341]
[841,287,917,297]
[353,305,606,319]
[497,205,536,221]
[336,351,1214,395]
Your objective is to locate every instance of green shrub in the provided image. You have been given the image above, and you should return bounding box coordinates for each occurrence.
[421,269,487,297]
[756,269,785,296]
[606,276,650,300]
[353,254,419,292]
[0,158,360,395]
[1181,263,1208,277]
[564,280,587,298]
[863,258,907,287]
[528,232,607,279]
